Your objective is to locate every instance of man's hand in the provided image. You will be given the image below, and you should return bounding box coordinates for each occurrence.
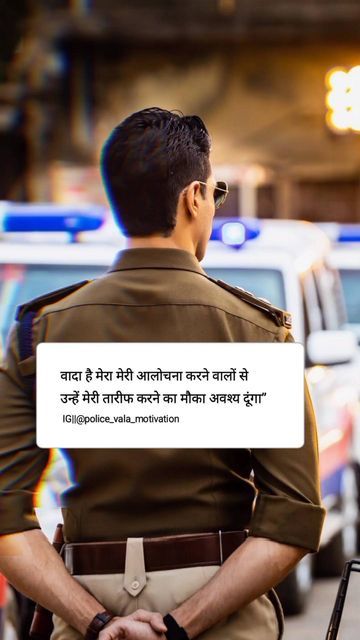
[0,531,169,638]
[0,530,158,636]
[171,536,307,638]
[99,609,167,640]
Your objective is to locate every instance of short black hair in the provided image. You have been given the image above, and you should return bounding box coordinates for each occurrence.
[100,107,211,236]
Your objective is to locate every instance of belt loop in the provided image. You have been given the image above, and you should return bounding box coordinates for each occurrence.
[63,545,73,574]
[218,530,223,565]
[123,538,147,597]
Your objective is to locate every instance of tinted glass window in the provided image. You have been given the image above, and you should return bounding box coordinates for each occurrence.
[314,265,347,330]
[339,269,360,324]
[301,271,323,338]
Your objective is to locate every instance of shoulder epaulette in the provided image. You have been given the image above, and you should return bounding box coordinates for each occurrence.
[207,276,292,329]
[16,280,90,321]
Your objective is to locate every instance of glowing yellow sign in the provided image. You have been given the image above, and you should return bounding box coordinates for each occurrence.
[326,66,360,133]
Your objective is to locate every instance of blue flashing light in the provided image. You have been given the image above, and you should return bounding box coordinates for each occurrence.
[337,224,360,243]
[210,217,261,248]
[221,222,246,246]
[0,202,106,235]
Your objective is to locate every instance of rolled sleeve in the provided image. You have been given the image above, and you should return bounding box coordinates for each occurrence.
[249,333,326,552]
[0,324,49,535]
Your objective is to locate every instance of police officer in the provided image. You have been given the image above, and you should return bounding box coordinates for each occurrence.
[0,108,325,640]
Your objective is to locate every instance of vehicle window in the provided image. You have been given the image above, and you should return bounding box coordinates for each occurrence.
[301,271,323,338]
[0,264,106,348]
[205,267,286,308]
[314,264,347,330]
[338,269,360,325]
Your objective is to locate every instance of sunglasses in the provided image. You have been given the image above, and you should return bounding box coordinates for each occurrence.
[198,180,229,209]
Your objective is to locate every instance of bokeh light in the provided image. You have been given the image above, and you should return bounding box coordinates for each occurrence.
[326,65,360,133]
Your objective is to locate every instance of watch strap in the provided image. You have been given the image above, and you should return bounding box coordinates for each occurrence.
[163,613,189,640]
[84,610,114,639]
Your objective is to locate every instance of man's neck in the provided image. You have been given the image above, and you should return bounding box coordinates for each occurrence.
[125,235,195,255]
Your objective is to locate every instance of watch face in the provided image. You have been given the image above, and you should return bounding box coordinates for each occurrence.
[96,611,113,625]
[96,613,110,622]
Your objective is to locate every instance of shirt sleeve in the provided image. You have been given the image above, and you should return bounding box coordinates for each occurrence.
[248,331,326,552]
[0,323,50,534]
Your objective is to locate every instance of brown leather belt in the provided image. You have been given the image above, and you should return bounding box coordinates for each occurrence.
[63,530,248,575]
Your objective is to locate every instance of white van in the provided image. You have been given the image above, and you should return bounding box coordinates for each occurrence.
[203,218,359,613]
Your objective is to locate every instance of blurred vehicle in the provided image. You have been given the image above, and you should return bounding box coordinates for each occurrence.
[319,223,360,508]
[321,223,360,346]
[203,217,359,614]
[0,202,122,639]
[0,206,359,620]
[0,201,123,354]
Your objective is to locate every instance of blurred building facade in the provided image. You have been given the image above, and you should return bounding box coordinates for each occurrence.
[1,0,360,221]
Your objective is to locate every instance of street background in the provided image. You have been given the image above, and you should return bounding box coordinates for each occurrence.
[1,1,360,639]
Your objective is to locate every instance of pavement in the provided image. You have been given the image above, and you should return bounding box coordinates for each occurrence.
[284,575,360,639]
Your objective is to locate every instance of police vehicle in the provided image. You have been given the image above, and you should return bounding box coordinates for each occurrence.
[0,205,358,627]
[0,201,126,352]
[322,223,360,345]
[0,203,124,640]
[203,217,360,613]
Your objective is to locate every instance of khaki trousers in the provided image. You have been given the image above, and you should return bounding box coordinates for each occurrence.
[51,538,284,640]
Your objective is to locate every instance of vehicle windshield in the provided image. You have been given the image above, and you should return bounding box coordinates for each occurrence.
[0,264,106,348]
[205,267,286,308]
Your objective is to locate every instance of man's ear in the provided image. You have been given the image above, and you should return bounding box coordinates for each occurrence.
[184,181,202,219]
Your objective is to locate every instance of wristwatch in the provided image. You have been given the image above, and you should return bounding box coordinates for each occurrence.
[163,613,189,640]
[84,611,114,639]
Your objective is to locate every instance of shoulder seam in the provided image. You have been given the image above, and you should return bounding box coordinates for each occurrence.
[16,280,91,321]
[205,276,292,329]
[36,301,281,335]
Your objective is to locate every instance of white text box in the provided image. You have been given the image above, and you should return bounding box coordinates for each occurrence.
[36,342,304,448]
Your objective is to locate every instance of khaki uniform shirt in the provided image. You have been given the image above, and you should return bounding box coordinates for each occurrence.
[0,248,325,551]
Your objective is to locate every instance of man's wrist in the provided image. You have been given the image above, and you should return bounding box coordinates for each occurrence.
[84,610,114,639]
[163,613,189,640]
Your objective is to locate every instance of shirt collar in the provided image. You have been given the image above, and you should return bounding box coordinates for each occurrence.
[108,247,207,277]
